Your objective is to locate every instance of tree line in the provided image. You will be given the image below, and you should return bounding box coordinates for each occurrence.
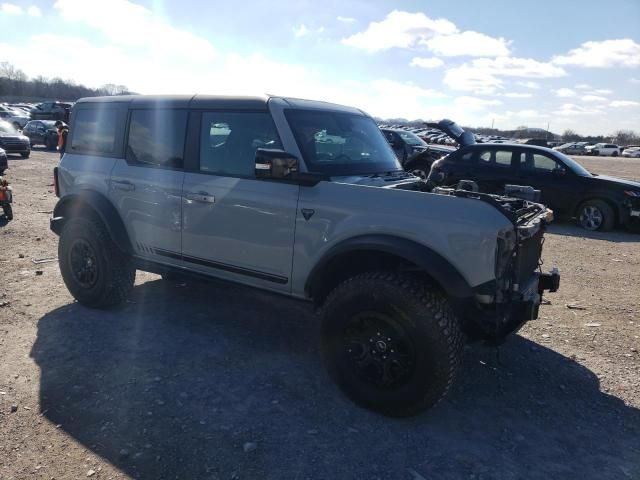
[0,61,133,102]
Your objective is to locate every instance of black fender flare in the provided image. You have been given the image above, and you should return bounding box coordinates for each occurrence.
[305,234,475,302]
[51,190,132,254]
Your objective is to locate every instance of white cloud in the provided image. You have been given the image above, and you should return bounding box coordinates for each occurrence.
[610,100,640,108]
[410,57,444,69]
[442,64,505,95]
[0,3,22,14]
[581,95,608,102]
[555,88,576,97]
[517,81,541,89]
[337,16,356,24]
[591,88,612,95]
[630,78,640,84]
[342,10,510,58]
[554,103,603,116]
[26,5,41,16]
[503,92,533,98]
[341,10,457,52]
[423,31,510,57]
[553,39,640,68]
[293,24,309,37]
[575,84,591,89]
[53,0,216,62]
[444,57,565,94]
[454,96,502,110]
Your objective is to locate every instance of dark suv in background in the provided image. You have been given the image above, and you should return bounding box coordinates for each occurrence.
[22,120,59,149]
[30,102,72,122]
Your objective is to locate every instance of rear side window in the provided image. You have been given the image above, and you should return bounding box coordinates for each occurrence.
[71,108,118,154]
[126,109,187,169]
[478,150,512,167]
[199,111,281,176]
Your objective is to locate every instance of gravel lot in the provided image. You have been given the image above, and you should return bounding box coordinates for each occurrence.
[0,149,639,480]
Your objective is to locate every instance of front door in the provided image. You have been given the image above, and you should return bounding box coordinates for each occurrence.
[181,110,298,292]
[108,108,186,266]
[514,150,575,215]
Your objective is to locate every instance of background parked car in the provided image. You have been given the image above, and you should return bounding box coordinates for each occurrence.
[428,142,640,231]
[29,102,72,122]
[622,146,640,158]
[553,143,587,155]
[0,109,30,130]
[585,143,621,156]
[0,121,31,158]
[0,147,7,175]
[380,128,454,178]
[22,120,59,150]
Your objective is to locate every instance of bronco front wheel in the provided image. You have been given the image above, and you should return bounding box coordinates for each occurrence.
[320,271,463,417]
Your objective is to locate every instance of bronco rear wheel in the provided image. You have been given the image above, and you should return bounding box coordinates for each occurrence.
[320,271,463,417]
[59,216,135,308]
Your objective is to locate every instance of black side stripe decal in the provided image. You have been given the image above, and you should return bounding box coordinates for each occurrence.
[152,248,288,285]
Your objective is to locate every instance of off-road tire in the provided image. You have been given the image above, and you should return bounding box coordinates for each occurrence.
[577,199,615,232]
[59,216,135,308]
[2,204,12,221]
[320,271,463,417]
[612,151,619,157]
[20,152,30,159]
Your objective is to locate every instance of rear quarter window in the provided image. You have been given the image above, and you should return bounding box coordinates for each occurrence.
[71,108,119,154]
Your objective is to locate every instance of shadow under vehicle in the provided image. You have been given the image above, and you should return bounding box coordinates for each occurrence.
[31,279,640,480]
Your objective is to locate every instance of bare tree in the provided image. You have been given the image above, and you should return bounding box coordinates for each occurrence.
[611,129,639,146]
[0,61,27,81]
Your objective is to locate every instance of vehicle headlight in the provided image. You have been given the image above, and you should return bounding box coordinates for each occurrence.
[624,190,640,198]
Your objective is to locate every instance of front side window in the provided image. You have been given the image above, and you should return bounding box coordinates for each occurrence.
[520,152,565,172]
[71,108,118,154]
[285,109,401,175]
[126,109,187,168]
[199,112,281,176]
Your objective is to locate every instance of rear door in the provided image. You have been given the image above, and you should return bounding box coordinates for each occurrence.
[108,108,186,267]
[472,148,518,193]
[181,110,298,293]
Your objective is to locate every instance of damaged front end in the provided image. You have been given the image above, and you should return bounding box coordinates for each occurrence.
[434,187,560,342]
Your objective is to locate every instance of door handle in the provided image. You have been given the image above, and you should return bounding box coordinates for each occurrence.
[185,191,215,204]
[110,180,135,191]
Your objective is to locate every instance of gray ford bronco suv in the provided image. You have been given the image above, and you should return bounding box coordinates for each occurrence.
[51,95,560,416]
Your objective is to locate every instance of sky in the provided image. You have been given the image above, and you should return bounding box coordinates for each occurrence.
[0,0,639,135]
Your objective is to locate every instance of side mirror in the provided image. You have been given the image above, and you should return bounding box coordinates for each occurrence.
[255,148,299,180]
[552,168,567,177]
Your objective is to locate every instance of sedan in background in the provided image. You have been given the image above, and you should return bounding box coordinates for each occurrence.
[0,121,30,158]
[622,146,640,158]
[553,143,587,155]
[428,142,640,231]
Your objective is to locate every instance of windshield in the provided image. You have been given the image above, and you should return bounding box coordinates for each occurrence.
[550,150,592,176]
[0,121,17,134]
[285,109,402,175]
[398,130,426,146]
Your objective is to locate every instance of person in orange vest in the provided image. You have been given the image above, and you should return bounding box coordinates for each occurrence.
[54,121,69,159]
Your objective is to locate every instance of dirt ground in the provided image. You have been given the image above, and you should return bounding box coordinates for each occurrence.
[0,149,639,480]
